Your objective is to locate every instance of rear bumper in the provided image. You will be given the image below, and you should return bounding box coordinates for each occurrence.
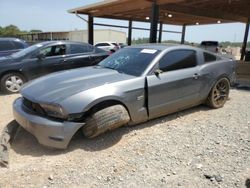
[13,97,85,149]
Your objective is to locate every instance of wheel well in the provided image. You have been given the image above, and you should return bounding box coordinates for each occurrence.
[206,75,230,99]
[83,100,131,120]
[0,71,27,82]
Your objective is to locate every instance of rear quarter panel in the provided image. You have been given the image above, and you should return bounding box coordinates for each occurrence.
[199,58,236,99]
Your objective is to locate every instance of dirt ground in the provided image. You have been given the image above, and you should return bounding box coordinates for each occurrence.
[0,89,249,188]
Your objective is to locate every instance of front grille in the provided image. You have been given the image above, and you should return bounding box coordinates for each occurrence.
[23,98,46,116]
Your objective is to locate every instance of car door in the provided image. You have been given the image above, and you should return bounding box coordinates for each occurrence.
[19,44,68,80]
[147,49,203,119]
[65,43,97,69]
[36,44,68,76]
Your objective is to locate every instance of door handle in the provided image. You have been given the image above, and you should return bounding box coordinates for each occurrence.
[193,73,200,80]
[63,59,67,62]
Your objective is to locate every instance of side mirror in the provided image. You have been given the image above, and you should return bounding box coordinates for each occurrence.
[154,69,163,76]
[36,53,45,60]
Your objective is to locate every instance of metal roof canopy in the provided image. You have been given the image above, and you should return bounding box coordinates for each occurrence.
[68,0,250,25]
[68,0,250,60]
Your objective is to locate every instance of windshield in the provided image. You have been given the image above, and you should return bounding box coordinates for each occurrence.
[99,48,160,76]
[10,43,44,58]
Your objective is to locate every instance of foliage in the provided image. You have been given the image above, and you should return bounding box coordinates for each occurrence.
[0,25,42,37]
[0,25,20,37]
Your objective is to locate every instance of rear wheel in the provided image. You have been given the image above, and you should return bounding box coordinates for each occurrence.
[0,73,26,94]
[207,78,230,108]
[82,105,130,138]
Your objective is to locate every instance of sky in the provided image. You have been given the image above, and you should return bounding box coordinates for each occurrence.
[0,0,249,43]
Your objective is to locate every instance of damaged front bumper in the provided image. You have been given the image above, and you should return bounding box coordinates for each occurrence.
[13,97,85,149]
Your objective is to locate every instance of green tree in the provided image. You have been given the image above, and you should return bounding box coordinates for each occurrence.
[1,25,20,37]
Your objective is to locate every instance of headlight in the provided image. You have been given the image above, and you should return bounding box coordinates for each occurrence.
[40,103,67,119]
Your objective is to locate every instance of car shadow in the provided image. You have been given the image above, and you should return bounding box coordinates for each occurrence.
[10,105,211,157]
[0,91,17,96]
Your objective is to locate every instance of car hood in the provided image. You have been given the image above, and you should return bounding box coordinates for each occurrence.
[0,56,14,64]
[21,66,135,103]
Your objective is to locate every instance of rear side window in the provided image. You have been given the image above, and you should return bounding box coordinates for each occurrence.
[12,41,26,49]
[112,43,118,46]
[95,43,109,47]
[0,41,15,51]
[201,41,218,46]
[203,52,217,63]
[70,44,94,54]
[159,50,197,72]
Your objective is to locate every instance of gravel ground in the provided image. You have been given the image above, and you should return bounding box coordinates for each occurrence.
[0,89,249,188]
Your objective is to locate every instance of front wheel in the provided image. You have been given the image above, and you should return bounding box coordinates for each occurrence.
[206,78,230,108]
[0,73,26,94]
[82,105,130,138]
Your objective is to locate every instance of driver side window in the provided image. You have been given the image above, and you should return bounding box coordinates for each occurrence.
[39,45,66,57]
[159,50,197,72]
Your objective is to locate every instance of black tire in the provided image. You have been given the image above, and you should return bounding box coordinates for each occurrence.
[82,105,130,138]
[207,78,230,109]
[0,73,26,94]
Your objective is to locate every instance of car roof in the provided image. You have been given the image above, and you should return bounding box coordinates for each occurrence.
[0,37,25,42]
[126,43,201,51]
[36,41,91,46]
[95,41,117,44]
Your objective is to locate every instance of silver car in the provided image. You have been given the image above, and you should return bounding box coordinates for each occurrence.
[13,44,236,149]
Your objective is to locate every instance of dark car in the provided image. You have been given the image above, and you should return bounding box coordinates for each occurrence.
[0,41,108,93]
[0,38,29,57]
[200,41,219,53]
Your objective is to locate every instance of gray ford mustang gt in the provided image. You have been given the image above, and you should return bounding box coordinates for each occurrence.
[13,44,236,149]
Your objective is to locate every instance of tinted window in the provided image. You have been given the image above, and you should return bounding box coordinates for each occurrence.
[71,44,93,54]
[95,43,109,47]
[0,41,14,51]
[204,52,217,63]
[201,41,219,46]
[112,43,118,46]
[159,50,197,72]
[99,48,160,76]
[40,45,66,57]
[12,41,26,49]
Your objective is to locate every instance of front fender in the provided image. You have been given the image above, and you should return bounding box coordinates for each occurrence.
[60,85,126,114]
[59,78,148,124]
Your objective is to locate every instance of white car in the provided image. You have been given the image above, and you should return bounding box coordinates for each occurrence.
[95,42,120,52]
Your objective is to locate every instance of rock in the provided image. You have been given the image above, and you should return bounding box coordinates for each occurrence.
[210,177,215,182]
[215,141,220,145]
[48,175,53,181]
[161,178,166,183]
[204,174,212,179]
[214,175,223,182]
[195,164,203,169]
[204,174,223,183]
[106,176,111,182]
